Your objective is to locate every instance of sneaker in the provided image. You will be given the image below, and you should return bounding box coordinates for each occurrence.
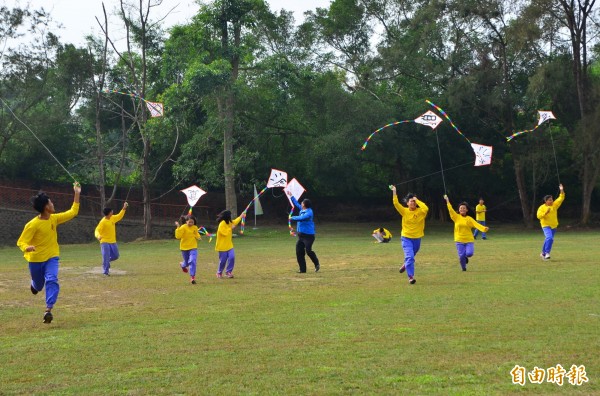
[191,279,197,284]
[43,311,53,324]
[408,277,416,284]
[399,264,406,274]
[181,267,188,273]
[544,253,551,260]
[315,264,320,272]
[30,285,38,295]
[225,272,234,278]
[540,253,546,260]
[103,273,110,276]
[482,237,487,240]
[216,273,223,279]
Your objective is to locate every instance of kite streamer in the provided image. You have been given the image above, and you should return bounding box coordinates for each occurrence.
[426,100,471,144]
[198,226,215,243]
[288,207,296,236]
[101,89,164,117]
[361,120,412,150]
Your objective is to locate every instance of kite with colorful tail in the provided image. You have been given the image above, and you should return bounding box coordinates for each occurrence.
[361,110,443,151]
[284,178,307,236]
[505,111,556,142]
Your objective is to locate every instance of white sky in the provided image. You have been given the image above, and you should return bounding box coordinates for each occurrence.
[5,0,332,47]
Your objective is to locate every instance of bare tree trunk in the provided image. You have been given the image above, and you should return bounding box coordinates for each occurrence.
[142,137,152,238]
[222,94,237,216]
[512,155,533,228]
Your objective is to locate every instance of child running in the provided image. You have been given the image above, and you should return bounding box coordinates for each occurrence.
[444,195,489,271]
[215,210,244,278]
[175,215,202,284]
[94,202,128,276]
[17,182,81,323]
[392,186,429,285]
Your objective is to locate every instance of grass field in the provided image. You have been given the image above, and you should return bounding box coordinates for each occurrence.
[0,222,598,395]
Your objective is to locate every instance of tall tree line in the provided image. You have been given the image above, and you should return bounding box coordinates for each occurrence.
[1,0,599,236]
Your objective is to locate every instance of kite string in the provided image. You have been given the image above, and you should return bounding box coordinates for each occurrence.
[0,97,77,182]
[434,131,447,194]
[549,128,561,185]
[390,161,472,186]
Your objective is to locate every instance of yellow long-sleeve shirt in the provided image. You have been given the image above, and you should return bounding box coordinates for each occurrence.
[475,204,486,221]
[175,224,201,250]
[393,196,429,238]
[447,203,487,243]
[17,202,80,262]
[537,192,565,228]
[215,216,242,252]
[94,209,126,243]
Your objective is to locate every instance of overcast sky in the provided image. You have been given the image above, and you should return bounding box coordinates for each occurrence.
[5,0,331,46]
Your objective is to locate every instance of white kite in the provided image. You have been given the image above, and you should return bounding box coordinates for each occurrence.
[267,168,288,188]
[413,110,443,129]
[471,143,493,167]
[180,185,207,207]
[284,178,306,206]
[537,111,556,126]
[145,101,164,117]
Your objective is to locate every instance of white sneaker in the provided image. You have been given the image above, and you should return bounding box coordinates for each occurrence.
[540,253,545,260]
[544,253,551,260]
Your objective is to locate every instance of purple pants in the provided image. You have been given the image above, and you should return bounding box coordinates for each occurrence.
[100,243,120,275]
[401,237,421,278]
[217,249,235,274]
[181,249,198,277]
[456,242,474,270]
[29,257,60,309]
[541,226,556,255]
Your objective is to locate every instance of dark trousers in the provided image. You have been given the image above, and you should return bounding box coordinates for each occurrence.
[296,233,319,272]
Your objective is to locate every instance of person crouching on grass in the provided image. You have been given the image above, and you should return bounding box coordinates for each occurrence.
[215,210,244,279]
[444,195,489,271]
[175,215,201,284]
[17,182,81,324]
[372,227,392,243]
[94,202,128,276]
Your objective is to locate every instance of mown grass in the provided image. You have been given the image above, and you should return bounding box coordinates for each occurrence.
[0,222,598,395]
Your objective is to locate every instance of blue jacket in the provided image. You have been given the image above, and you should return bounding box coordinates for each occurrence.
[290,196,316,235]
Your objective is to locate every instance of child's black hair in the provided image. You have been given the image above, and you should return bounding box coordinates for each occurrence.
[185,215,197,225]
[31,192,50,213]
[103,207,113,217]
[216,210,232,224]
[302,199,312,209]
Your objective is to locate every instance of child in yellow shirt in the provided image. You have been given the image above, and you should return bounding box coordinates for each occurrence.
[215,210,244,278]
[175,215,202,284]
[444,195,489,271]
[95,202,128,276]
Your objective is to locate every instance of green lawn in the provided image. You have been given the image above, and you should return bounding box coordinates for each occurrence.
[0,223,598,395]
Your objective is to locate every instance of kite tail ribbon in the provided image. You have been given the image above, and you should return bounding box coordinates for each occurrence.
[426,100,471,144]
[361,120,411,151]
[239,186,268,235]
[198,226,215,243]
[288,207,296,236]
[506,125,540,142]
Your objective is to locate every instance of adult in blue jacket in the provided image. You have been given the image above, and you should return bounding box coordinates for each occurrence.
[287,192,320,273]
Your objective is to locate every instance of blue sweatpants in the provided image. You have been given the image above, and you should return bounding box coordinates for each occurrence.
[217,249,235,274]
[456,242,475,270]
[29,257,60,309]
[541,226,556,255]
[401,237,421,278]
[181,249,198,277]
[100,243,120,275]
[473,220,487,238]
